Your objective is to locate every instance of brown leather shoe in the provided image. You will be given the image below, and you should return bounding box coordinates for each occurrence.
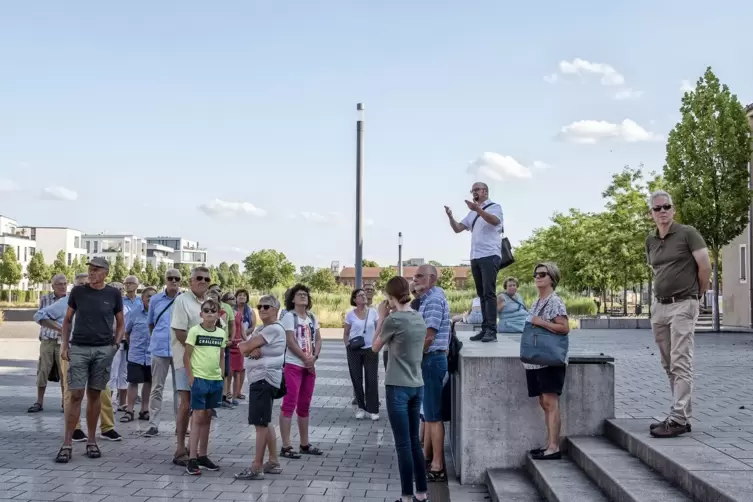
[650,420,688,438]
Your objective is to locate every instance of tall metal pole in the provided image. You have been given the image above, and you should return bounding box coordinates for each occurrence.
[355,103,365,289]
[398,232,403,277]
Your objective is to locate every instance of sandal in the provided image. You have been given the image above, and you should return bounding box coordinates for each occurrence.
[138,411,150,421]
[280,446,301,459]
[119,410,134,423]
[172,453,189,467]
[85,443,101,459]
[427,469,447,482]
[299,444,323,456]
[55,445,72,463]
[27,402,43,413]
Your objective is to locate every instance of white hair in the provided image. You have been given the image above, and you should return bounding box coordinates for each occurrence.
[166,267,181,278]
[648,190,673,209]
[124,275,140,284]
[51,273,67,285]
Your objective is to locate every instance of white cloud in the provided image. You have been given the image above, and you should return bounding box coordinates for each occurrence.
[365,218,375,227]
[532,161,553,170]
[0,179,20,191]
[42,186,78,201]
[558,119,662,144]
[300,212,328,223]
[198,199,267,217]
[558,58,625,86]
[543,73,559,84]
[680,80,694,93]
[467,153,534,181]
[614,88,643,100]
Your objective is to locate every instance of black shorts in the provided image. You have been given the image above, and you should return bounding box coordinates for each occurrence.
[526,366,566,397]
[127,362,152,384]
[247,380,275,427]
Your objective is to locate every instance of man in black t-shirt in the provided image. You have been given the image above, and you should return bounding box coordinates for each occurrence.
[56,257,125,463]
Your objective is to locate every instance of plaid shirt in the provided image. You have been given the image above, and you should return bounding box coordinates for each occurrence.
[418,287,451,353]
[38,292,66,341]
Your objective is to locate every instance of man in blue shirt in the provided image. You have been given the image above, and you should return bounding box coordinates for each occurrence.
[414,264,450,482]
[143,268,182,437]
[122,286,157,424]
[110,276,143,410]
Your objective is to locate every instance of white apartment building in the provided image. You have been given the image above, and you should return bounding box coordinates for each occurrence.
[0,215,35,289]
[146,237,208,267]
[17,226,87,267]
[83,234,147,269]
[146,243,175,269]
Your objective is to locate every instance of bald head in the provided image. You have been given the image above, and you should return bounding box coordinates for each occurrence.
[414,264,437,292]
[471,181,490,203]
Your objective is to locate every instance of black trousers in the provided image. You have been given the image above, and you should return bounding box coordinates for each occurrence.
[470,255,501,335]
[346,347,380,414]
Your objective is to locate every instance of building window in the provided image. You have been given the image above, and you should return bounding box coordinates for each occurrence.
[93,241,99,253]
[101,239,121,253]
[741,244,747,283]
[29,247,35,256]
[68,253,72,265]
[24,247,27,261]
[75,236,80,248]
[86,240,91,253]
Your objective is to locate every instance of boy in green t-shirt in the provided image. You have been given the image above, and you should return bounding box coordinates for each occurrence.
[184,298,227,475]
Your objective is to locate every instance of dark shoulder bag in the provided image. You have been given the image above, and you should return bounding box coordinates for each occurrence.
[519,298,569,366]
[272,321,288,399]
[348,309,369,350]
[471,202,515,270]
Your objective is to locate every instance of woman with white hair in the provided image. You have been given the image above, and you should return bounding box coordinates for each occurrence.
[524,262,569,460]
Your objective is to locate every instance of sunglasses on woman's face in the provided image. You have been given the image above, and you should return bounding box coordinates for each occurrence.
[202,308,217,314]
[534,272,548,279]
[257,304,273,311]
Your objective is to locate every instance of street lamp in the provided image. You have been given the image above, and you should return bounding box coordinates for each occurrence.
[355,103,365,289]
[398,232,403,277]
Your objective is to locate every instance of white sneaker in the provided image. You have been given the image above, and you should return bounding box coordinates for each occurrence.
[370,413,380,421]
[355,410,366,420]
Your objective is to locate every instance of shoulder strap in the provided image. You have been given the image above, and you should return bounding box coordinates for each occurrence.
[505,293,526,311]
[471,203,497,230]
[152,297,176,329]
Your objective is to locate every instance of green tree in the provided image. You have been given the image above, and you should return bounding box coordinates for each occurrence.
[309,268,338,293]
[664,67,752,331]
[129,257,144,280]
[178,264,192,287]
[71,256,88,276]
[217,262,231,290]
[243,249,296,292]
[27,251,49,292]
[0,246,22,292]
[229,263,243,290]
[438,267,455,290]
[156,262,168,287]
[375,266,396,291]
[429,260,443,267]
[297,265,316,284]
[209,265,220,286]
[50,250,70,282]
[362,259,379,268]
[111,253,128,283]
[144,262,159,287]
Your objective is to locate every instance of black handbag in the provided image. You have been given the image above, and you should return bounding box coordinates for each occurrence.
[272,322,287,399]
[471,202,515,270]
[348,310,371,350]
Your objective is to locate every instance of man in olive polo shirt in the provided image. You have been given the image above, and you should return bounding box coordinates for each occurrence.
[645,190,711,438]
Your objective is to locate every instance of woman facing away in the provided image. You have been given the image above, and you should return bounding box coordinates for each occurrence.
[235,295,285,481]
[497,277,528,333]
[372,276,429,502]
[343,288,380,420]
[524,262,569,460]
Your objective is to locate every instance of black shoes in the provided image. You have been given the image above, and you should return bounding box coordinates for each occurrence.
[481,333,497,343]
[469,332,485,341]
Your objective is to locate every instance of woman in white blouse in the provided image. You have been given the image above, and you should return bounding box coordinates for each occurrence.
[343,288,380,420]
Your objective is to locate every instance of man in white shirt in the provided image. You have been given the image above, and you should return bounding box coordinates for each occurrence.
[445,181,504,342]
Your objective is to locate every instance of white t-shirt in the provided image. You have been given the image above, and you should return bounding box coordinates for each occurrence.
[460,200,505,260]
[471,297,481,310]
[345,307,379,349]
[170,291,204,370]
[244,322,286,388]
[280,311,319,367]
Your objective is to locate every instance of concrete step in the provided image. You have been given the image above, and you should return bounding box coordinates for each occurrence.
[605,418,753,502]
[486,469,542,502]
[525,453,608,502]
[567,435,692,501]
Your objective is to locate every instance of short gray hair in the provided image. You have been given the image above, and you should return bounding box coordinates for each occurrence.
[534,262,561,290]
[51,273,67,285]
[74,273,88,281]
[192,266,210,276]
[124,275,139,284]
[647,190,673,209]
[258,295,280,310]
[166,267,181,279]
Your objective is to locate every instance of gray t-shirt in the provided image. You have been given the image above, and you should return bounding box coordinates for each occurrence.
[379,310,426,387]
[244,322,286,388]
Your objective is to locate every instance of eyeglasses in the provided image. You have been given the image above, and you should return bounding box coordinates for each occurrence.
[202,308,218,314]
[534,272,549,279]
[226,296,235,301]
[652,204,672,212]
[125,281,137,285]
[414,273,425,279]
[470,187,485,193]
[295,292,309,298]
[166,276,181,282]
[194,276,211,282]
[257,304,273,310]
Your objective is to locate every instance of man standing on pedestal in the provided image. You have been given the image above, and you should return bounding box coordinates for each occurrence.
[445,181,504,343]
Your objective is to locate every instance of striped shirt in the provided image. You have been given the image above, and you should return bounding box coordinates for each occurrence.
[38,292,66,341]
[418,287,451,353]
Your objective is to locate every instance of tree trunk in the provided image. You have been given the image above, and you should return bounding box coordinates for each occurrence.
[623,275,628,316]
[712,248,720,332]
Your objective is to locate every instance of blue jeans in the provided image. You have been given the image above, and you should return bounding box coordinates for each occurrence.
[421,352,448,422]
[386,385,428,497]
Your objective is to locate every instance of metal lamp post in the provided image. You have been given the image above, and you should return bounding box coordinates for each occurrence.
[355,103,365,289]
[398,232,403,277]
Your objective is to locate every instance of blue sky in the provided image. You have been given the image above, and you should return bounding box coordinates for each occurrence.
[1,1,751,269]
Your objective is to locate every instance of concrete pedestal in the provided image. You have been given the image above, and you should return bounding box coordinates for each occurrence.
[449,332,615,485]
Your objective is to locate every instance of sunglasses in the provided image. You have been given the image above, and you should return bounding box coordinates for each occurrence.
[652,204,672,212]
[166,276,181,282]
[202,307,218,314]
[226,296,235,301]
[534,272,549,279]
[194,276,211,282]
[257,304,273,311]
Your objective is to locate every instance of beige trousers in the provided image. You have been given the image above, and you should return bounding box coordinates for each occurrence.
[651,299,699,425]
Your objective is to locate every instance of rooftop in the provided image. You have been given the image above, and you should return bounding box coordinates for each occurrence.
[339,266,470,279]
[18,225,84,233]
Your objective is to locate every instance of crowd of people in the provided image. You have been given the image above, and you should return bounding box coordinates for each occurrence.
[23,182,711,502]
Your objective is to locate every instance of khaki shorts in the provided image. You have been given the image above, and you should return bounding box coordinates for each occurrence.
[67,344,118,391]
[37,339,61,388]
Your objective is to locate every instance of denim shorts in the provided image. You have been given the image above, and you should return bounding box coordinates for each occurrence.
[190,377,224,410]
[421,351,448,422]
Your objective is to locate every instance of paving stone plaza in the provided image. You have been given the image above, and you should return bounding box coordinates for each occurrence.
[1,326,753,501]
